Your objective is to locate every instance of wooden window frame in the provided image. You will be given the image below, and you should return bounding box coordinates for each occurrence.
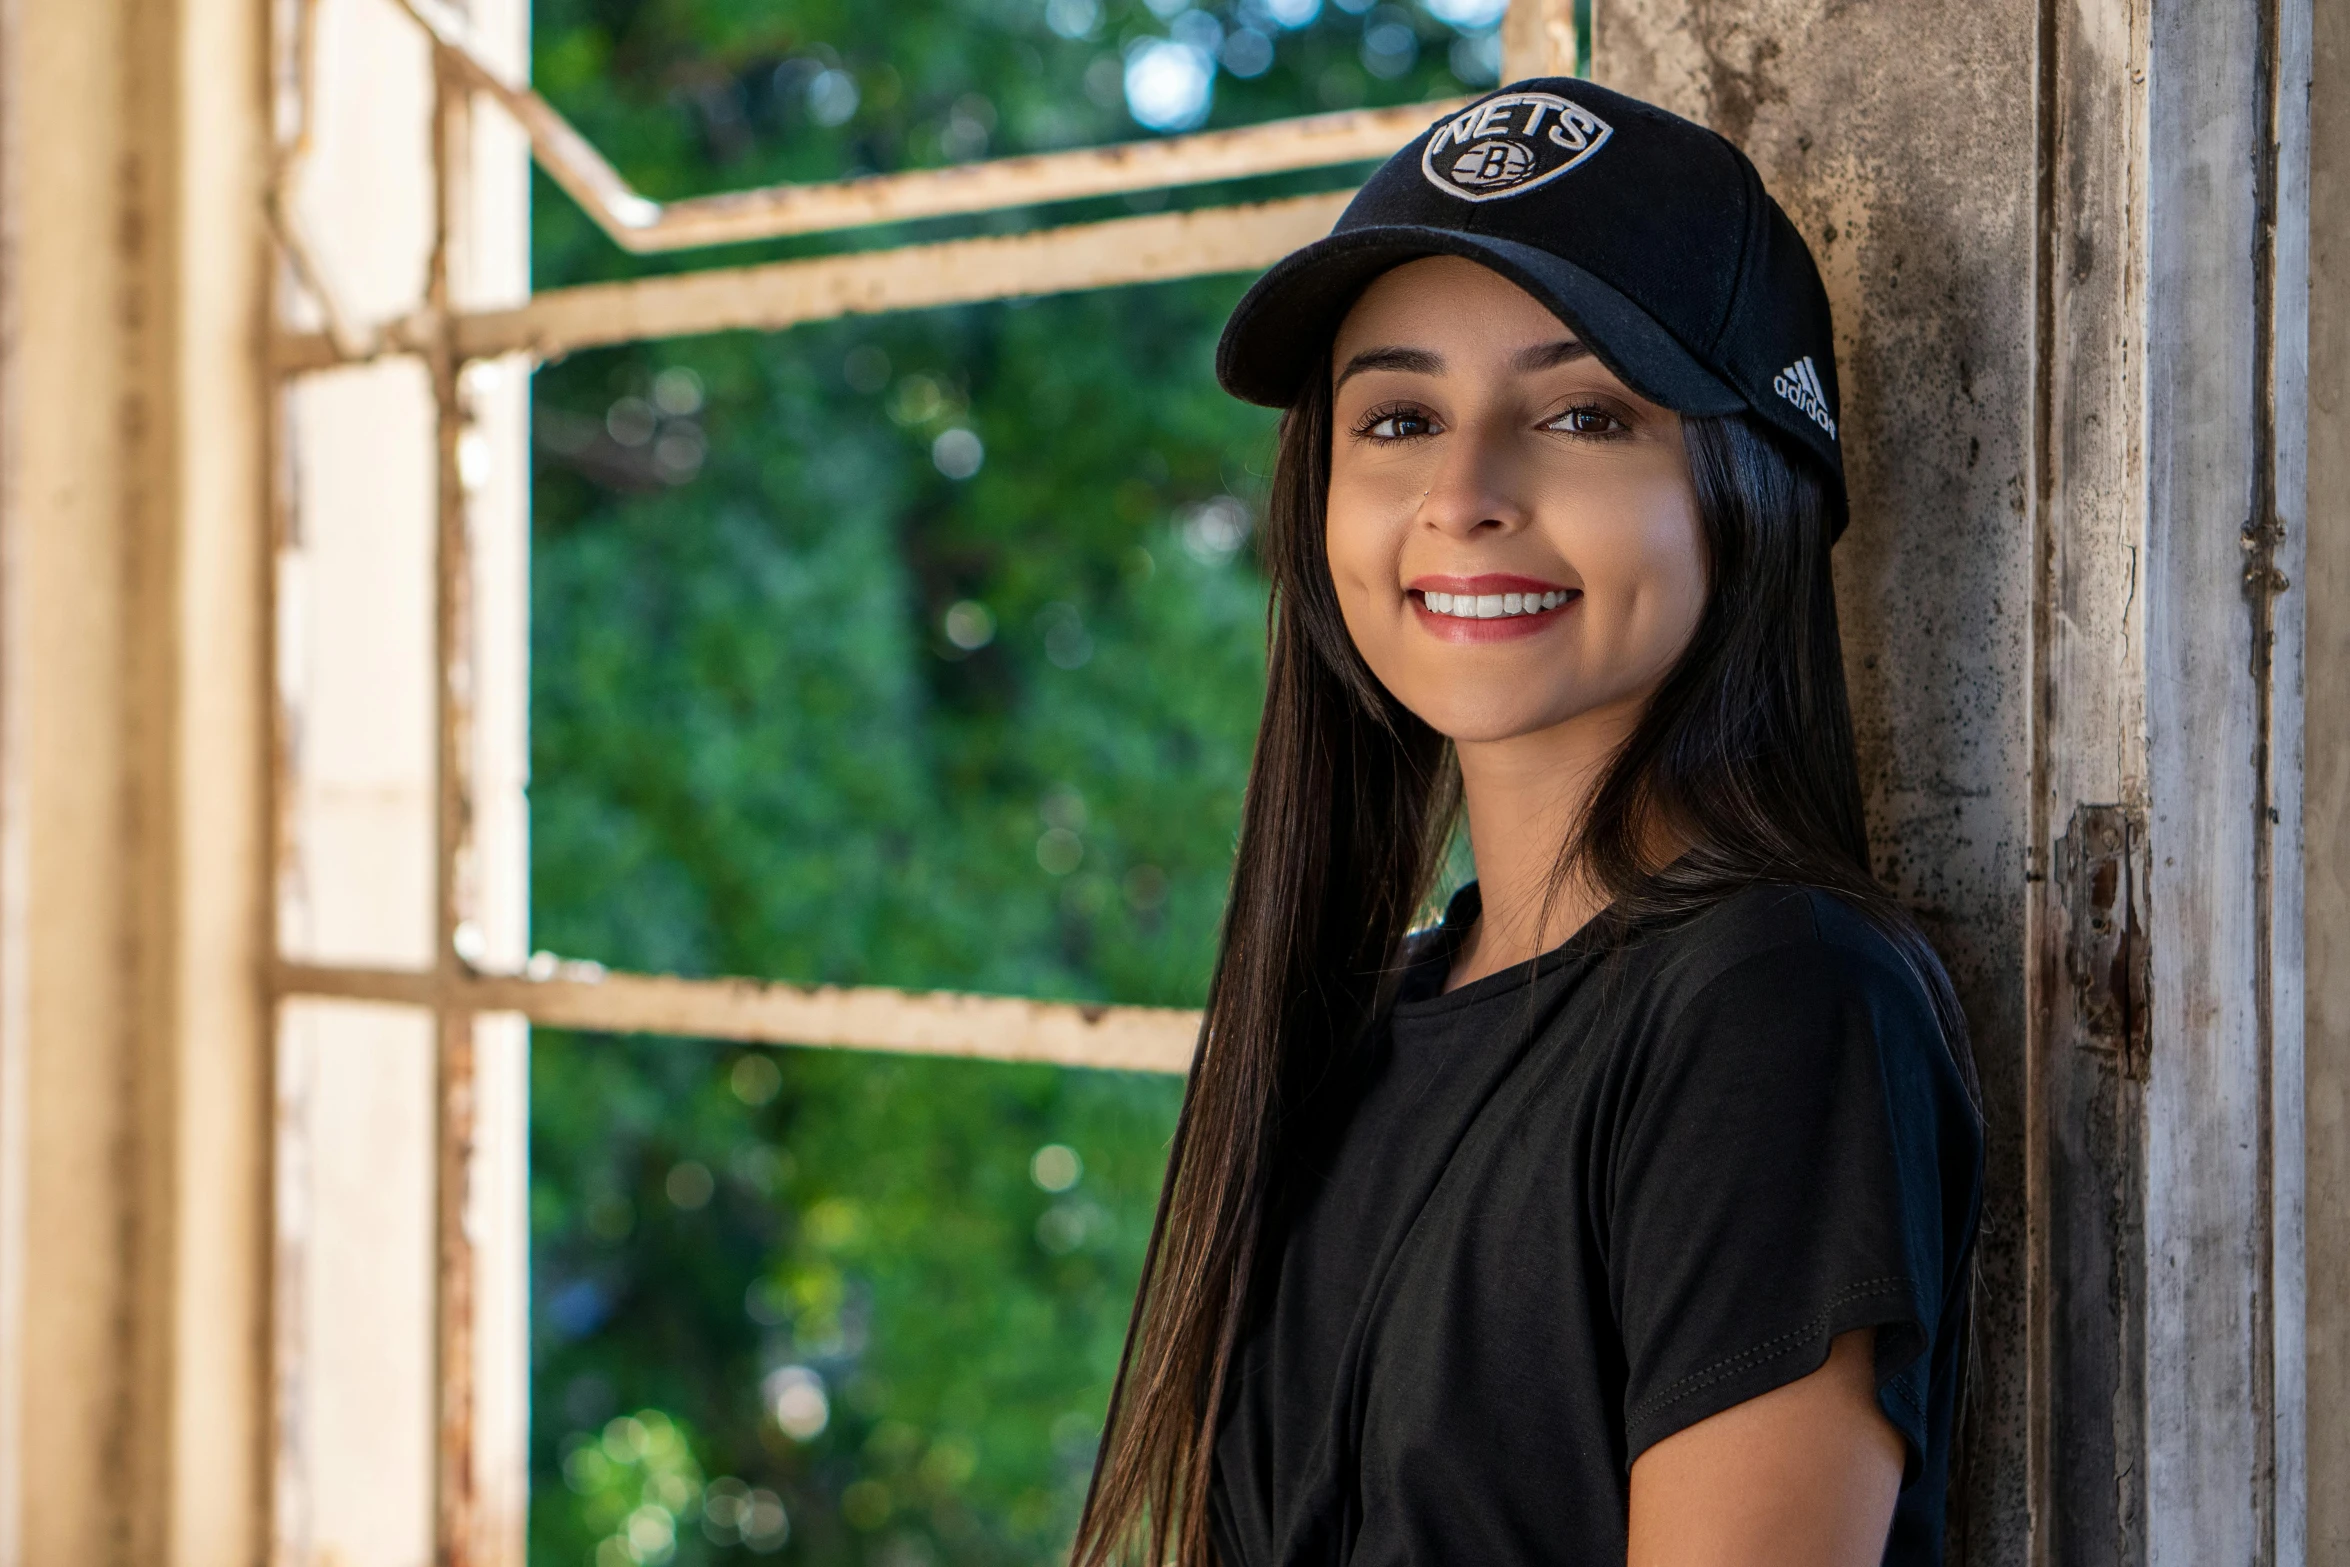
[262,2,1581,1561]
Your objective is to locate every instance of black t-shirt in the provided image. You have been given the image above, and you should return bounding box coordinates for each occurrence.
[1209,883,1983,1567]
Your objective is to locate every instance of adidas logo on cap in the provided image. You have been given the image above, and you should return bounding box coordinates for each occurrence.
[1773,356,1838,441]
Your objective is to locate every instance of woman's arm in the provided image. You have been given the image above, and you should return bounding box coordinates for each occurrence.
[1626,1328,1903,1567]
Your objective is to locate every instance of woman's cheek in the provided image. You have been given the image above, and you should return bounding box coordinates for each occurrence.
[1322,484,1403,617]
[1322,516,1429,719]
[1634,498,1710,666]
[1323,551,1397,690]
[1569,480,1706,664]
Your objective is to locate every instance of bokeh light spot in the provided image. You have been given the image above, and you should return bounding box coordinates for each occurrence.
[1031,1142,1084,1192]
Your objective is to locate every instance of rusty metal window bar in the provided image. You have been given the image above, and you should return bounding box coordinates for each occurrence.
[266,0,1474,1071]
[263,0,1575,1558]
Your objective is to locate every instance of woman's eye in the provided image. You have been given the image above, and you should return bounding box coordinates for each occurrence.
[1549,405,1627,436]
[1362,408,1436,440]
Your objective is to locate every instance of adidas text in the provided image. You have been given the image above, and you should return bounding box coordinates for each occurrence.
[1773,355,1838,441]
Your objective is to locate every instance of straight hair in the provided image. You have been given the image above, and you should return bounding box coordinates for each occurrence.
[1069,362,1976,1567]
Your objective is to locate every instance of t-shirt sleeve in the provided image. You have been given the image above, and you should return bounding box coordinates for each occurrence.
[1607,909,1975,1470]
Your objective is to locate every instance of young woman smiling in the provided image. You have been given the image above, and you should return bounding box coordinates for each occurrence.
[1074,81,1983,1567]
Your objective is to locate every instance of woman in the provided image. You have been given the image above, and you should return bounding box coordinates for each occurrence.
[1074,80,1983,1567]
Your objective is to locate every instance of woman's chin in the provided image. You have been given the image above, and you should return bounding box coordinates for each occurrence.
[1405,693,1601,749]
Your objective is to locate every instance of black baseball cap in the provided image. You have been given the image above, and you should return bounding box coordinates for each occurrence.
[1217,78,1849,532]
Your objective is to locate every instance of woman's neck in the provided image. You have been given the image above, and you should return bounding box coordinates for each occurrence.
[1445,698,1648,992]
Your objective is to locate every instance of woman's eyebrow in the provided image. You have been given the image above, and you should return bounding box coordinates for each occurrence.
[1332,339,1591,389]
[1512,338,1592,372]
[1334,346,1444,388]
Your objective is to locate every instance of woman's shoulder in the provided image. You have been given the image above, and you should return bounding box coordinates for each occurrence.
[1615,882,1945,1035]
[1593,883,1978,1162]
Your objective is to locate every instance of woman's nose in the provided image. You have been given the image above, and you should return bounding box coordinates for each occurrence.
[1417,428,1532,538]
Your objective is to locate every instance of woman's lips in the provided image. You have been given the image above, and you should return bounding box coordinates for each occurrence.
[1407,573,1579,642]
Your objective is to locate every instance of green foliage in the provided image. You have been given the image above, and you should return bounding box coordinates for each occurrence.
[531,286,1276,998]
[527,2,1502,1563]
[532,1034,1182,1565]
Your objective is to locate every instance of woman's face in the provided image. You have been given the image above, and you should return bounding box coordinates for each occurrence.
[1324,256,1708,748]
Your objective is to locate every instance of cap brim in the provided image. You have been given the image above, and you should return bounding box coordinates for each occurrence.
[1216,227,1747,418]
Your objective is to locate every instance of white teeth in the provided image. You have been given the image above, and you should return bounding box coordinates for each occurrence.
[1419,589,1569,620]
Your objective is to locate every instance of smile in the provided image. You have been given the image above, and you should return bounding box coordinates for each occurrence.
[1406,574,1579,643]
[1418,589,1573,620]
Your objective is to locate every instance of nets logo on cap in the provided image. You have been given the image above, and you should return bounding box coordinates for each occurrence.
[1420,91,1613,203]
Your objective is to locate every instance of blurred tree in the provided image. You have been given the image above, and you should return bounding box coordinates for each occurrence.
[526,2,1498,1563]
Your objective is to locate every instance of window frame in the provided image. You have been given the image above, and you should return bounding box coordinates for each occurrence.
[264,3,1577,1559]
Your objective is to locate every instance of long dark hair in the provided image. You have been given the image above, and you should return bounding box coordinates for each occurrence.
[1070,363,1976,1567]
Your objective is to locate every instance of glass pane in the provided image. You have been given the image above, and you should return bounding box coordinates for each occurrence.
[285,0,436,329]
[528,278,1271,1005]
[529,1031,1183,1566]
[275,998,437,1567]
[278,359,439,971]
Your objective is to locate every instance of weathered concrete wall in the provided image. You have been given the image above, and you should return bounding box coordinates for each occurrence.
[1593,2,2325,1561]
[1588,4,2040,1555]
